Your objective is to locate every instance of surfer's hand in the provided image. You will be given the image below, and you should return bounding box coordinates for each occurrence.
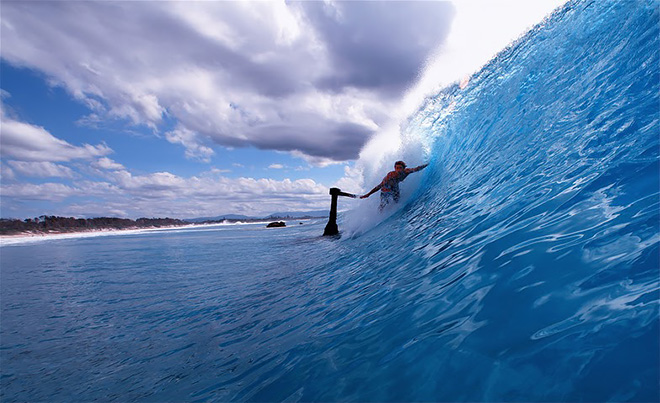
[360,194,369,199]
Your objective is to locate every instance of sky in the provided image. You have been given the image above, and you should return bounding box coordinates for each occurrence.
[0,0,564,219]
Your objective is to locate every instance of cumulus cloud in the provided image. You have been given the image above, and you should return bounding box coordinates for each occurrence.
[1,168,329,218]
[334,164,365,195]
[268,164,285,169]
[0,1,455,162]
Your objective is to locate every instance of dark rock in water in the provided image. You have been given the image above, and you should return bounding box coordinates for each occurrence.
[266,221,286,228]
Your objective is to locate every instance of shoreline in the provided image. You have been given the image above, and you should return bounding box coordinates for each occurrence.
[0,224,196,245]
[0,219,321,245]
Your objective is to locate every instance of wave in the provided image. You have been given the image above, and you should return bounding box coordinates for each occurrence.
[335,1,658,400]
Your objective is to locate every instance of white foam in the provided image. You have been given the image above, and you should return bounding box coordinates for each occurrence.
[0,228,161,246]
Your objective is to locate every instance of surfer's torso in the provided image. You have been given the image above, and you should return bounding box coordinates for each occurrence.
[381,169,411,195]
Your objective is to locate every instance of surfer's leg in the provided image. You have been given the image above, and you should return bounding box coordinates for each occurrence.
[379,192,389,212]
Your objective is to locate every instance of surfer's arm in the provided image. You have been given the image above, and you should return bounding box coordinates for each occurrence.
[360,183,382,199]
[411,163,428,173]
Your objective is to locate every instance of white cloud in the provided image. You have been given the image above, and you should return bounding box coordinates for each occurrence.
[7,160,75,178]
[1,166,331,217]
[0,1,455,162]
[290,150,346,168]
[106,168,328,206]
[1,182,80,201]
[206,168,231,175]
[0,162,16,181]
[268,164,285,169]
[0,116,112,162]
[164,126,215,162]
[93,157,125,171]
[333,164,364,194]
[110,170,187,196]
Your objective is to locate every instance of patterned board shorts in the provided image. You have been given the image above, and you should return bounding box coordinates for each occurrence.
[380,191,400,210]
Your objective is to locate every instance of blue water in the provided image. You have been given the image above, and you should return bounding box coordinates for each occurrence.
[2,1,659,401]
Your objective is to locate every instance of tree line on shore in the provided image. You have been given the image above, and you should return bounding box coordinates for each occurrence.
[0,216,188,235]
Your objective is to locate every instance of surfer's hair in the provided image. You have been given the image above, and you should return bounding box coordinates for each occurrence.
[394,161,406,168]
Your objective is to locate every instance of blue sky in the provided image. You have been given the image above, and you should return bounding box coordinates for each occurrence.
[0,1,563,219]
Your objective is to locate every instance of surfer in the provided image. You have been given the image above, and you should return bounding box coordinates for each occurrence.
[360,161,428,211]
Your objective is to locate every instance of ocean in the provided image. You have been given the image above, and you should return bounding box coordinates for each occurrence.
[1,0,658,401]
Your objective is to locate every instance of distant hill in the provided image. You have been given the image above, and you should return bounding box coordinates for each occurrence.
[186,210,328,223]
[265,210,328,219]
[185,214,253,223]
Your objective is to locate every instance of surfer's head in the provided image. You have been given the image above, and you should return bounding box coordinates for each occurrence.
[394,161,406,170]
